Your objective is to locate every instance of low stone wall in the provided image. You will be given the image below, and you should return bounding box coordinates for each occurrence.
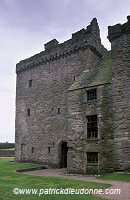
[0,149,15,157]
[16,166,46,173]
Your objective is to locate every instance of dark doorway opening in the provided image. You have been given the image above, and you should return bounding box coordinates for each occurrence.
[59,142,68,168]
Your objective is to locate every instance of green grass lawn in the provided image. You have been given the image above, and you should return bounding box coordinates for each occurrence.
[97,173,130,182]
[0,158,111,200]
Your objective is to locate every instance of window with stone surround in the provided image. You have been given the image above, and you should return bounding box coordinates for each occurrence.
[87,89,97,101]
[21,144,27,156]
[87,152,98,163]
[87,115,98,138]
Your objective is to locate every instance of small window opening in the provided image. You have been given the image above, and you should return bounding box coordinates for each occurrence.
[48,147,50,153]
[27,108,30,116]
[29,79,32,87]
[74,76,76,81]
[32,147,34,153]
[58,108,61,114]
[87,152,98,163]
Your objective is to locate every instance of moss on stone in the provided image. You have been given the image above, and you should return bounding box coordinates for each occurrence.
[69,51,112,90]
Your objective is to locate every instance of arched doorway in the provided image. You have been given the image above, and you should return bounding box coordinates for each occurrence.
[59,141,68,168]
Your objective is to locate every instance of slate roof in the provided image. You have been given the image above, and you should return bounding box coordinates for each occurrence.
[69,51,112,91]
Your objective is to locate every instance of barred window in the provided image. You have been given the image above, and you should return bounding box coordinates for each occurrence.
[87,152,98,163]
[87,115,98,138]
[87,89,97,101]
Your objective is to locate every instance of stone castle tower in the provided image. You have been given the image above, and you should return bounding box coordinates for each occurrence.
[108,16,130,171]
[15,16,130,174]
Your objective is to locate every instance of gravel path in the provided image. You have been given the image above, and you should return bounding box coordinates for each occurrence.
[22,168,130,200]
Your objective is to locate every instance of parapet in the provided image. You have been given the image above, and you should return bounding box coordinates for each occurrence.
[44,39,59,50]
[45,18,100,48]
[16,17,106,74]
[71,18,100,40]
[108,16,130,42]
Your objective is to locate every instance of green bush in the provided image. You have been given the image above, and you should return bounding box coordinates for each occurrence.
[0,142,15,149]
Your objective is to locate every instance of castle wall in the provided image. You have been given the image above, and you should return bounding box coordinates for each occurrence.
[66,16,130,174]
[15,49,99,165]
[108,16,130,171]
[0,149,14,157]
[15,18,106,167]
[15,16,130,174]
[67,84,114,174]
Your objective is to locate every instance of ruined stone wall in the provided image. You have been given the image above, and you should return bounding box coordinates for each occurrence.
[15,18,106,166]
[0,149,14,157]
[108,16,130,171]
[67,84,114,174]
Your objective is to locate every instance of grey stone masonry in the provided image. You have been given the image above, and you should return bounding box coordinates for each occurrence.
[16,18,106,74]
[108,16,130,171]
[67,53,114,174]
[15,16,130,174]
[0,149,14,157]
[15,18,106,169]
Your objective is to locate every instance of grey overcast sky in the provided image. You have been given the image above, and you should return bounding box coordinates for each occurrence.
[0,0,129,142]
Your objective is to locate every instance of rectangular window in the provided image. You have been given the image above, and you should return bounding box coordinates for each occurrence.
[73,76,76,81]
[58,108,61,114]
[87,89,97,101]
[48,147,50,153]
[29,79,32,87]
[21,144,26,155]
[87,152,98,163]
[32,147,34,153]
[27,108,30,116]
[87,115,98,138]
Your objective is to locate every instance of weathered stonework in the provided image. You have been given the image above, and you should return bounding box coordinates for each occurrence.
[0,149,14,157]
[15,17,130,174]
[108,16,130,171]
